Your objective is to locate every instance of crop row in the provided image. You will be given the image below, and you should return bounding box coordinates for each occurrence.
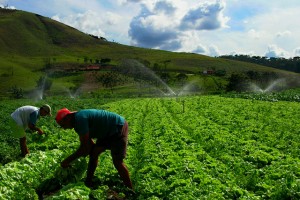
[0,96,300,199]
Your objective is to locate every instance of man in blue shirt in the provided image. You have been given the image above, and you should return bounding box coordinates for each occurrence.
[55,108,133,190]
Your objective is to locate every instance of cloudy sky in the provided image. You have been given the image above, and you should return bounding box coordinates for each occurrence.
[1,0,300,58]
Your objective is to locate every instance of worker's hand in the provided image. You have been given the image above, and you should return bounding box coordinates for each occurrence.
[91,139,95,145]
[61,160,71,168]
[37,129,44,135]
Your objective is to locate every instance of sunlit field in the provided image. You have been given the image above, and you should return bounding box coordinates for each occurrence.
[1,92,300,199]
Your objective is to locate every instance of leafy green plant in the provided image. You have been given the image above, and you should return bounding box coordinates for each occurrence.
[0,95,300,199]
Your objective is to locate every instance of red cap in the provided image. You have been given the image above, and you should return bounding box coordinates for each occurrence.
[55,108,73,123]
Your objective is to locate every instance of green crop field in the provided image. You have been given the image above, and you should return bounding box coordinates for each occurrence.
[0,93,300,199]
[1,7,300,199]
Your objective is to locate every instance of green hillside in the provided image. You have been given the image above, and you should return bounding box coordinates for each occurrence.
[0,8,299,98]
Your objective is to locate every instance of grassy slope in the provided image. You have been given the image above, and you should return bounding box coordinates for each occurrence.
[0,8,299,95]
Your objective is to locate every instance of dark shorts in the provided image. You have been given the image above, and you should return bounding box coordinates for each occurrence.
[96,121,128,160]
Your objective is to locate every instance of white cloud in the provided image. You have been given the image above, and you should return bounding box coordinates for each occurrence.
[208,45,220,57]
[190,43,220,57]
[265,44,290,58]
[191,43,220,57]
[239,5,300,58]
[294,48,300,57]
[5,0,300,58]
[118,0,144,4]
[0,0,15,9]
[192,44,221,57]
[180,0,229,30]
[46,0,300,58]
[276,31,291,38]
[0,4,15,9]
[248,29,261,39]
[0,0,6,5]
[52,10,107,37]
[128,0,229,52]
[192,44,207,54]
[128,2,181,50]
[51,7,131,43]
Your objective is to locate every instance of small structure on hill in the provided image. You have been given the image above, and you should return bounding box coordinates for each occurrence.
[203,69,214,75]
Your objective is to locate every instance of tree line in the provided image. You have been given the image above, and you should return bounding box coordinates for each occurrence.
[219,55,300,73]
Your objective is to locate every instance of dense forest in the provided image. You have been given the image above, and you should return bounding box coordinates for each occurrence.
[219,55,300,73]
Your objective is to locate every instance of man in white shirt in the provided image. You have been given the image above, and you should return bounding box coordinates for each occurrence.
[10,104,52,157]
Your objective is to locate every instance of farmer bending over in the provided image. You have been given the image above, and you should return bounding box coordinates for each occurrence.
[10,104,52,157]
[55,108,133,190]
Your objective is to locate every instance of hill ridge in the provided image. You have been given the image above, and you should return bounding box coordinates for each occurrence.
[0,8,299,96]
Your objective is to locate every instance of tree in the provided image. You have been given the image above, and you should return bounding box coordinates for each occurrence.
[152,63,161,72]
[215,69,226,77]
[176,73,188,86]
[96,72,122,93]
[84,57,88,63]
[160,72,171,83]
[219,54,300,74]
[101,58,111,65]
[10,85,23,99]
[162,60,171,71]
[246,70,261,80]
[226,73,249,92]
[117,59,155,84]
[43,57,52,70]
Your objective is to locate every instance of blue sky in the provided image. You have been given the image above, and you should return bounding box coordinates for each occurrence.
[1,0,300,58]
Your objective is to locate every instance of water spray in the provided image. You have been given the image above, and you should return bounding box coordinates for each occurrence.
[249,78,286,93]
[119,59,177,97]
